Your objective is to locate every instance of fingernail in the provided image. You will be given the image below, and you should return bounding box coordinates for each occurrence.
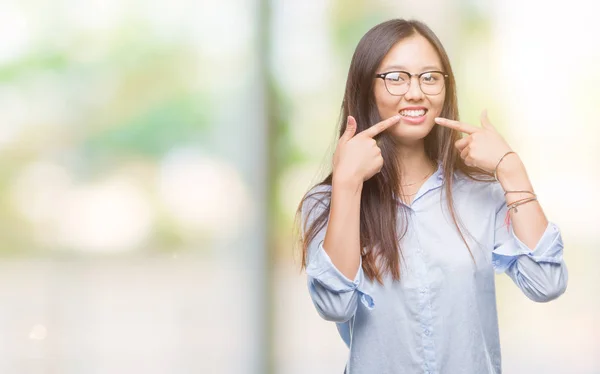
[394,114,401,120]
[434,117,442,122]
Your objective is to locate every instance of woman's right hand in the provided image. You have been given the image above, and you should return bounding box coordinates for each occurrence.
[332,114,401,185]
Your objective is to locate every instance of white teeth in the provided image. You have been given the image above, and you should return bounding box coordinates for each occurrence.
[400,109,426,117]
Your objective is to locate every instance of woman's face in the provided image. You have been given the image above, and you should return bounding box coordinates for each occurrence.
[374,33,446,145]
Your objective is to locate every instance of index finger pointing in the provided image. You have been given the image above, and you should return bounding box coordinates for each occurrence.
[434,117,479,134]
[362,114,401,138]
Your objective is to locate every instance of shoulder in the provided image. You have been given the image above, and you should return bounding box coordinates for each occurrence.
[301,183,332,214]
[306,183,331,197]
[300,183,332,231]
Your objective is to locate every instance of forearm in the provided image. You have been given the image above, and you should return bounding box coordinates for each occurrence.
[496,153,549,249]
[323,175,363,280]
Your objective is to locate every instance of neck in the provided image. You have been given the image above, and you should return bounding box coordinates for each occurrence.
[395,141,436,183]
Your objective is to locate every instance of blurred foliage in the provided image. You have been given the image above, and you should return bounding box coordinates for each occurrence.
[0,13,213,255]
[83,93,209,163]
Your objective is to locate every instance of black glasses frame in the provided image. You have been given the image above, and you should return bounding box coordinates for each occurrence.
[374,70,449,96]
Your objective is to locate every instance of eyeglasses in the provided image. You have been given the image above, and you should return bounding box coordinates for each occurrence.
[375,70,448,96]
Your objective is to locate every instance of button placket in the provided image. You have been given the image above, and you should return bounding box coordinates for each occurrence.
[412,211,438,374]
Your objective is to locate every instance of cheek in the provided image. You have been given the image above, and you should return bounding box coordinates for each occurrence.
[430,95,445,116]
[375,88,400,116]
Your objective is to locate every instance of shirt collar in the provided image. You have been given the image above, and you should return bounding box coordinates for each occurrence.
[394,160,445,207]
[421,160,445,193]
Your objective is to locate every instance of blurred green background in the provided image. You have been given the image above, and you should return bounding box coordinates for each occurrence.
[0,0,598,373]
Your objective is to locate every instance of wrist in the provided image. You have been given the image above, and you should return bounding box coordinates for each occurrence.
[332,172,363,194]
[496,152,523,178]
[496,154,532,191]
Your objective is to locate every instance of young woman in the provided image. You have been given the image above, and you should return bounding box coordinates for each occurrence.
[297,19,567,374]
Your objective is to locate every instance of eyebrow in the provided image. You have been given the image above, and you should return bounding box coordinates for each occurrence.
[381,65,442,72]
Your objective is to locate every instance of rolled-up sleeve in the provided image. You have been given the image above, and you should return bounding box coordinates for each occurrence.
[490,183,568,302]
[302,186,374,323]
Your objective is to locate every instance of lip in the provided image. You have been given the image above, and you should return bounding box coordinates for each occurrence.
[398,106,428,125]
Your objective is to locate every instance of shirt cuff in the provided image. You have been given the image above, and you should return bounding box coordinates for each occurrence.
[492,222,564,273]
[306,241,375,309]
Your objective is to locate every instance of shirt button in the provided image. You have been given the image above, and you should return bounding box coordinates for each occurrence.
[425,329,431,336]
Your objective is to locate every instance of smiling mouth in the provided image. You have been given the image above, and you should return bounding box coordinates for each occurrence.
[399,109,428,117]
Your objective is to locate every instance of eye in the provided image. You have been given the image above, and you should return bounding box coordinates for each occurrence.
[421,72,442,85]
[385,72,409,84]
[420,71,444,87]
[385,72,402,82]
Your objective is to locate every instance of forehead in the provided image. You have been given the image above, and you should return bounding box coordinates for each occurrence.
[379,33,443,72]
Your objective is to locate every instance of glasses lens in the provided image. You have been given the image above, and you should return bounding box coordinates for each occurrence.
[384,72,410,95]
[419,72,445,95]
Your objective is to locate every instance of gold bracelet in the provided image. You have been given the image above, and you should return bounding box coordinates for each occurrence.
[494,151,516,181]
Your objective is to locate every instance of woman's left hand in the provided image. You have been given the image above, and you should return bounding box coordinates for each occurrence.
[434,110,513,173]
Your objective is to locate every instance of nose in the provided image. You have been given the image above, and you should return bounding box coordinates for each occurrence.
[403,76,424,101]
